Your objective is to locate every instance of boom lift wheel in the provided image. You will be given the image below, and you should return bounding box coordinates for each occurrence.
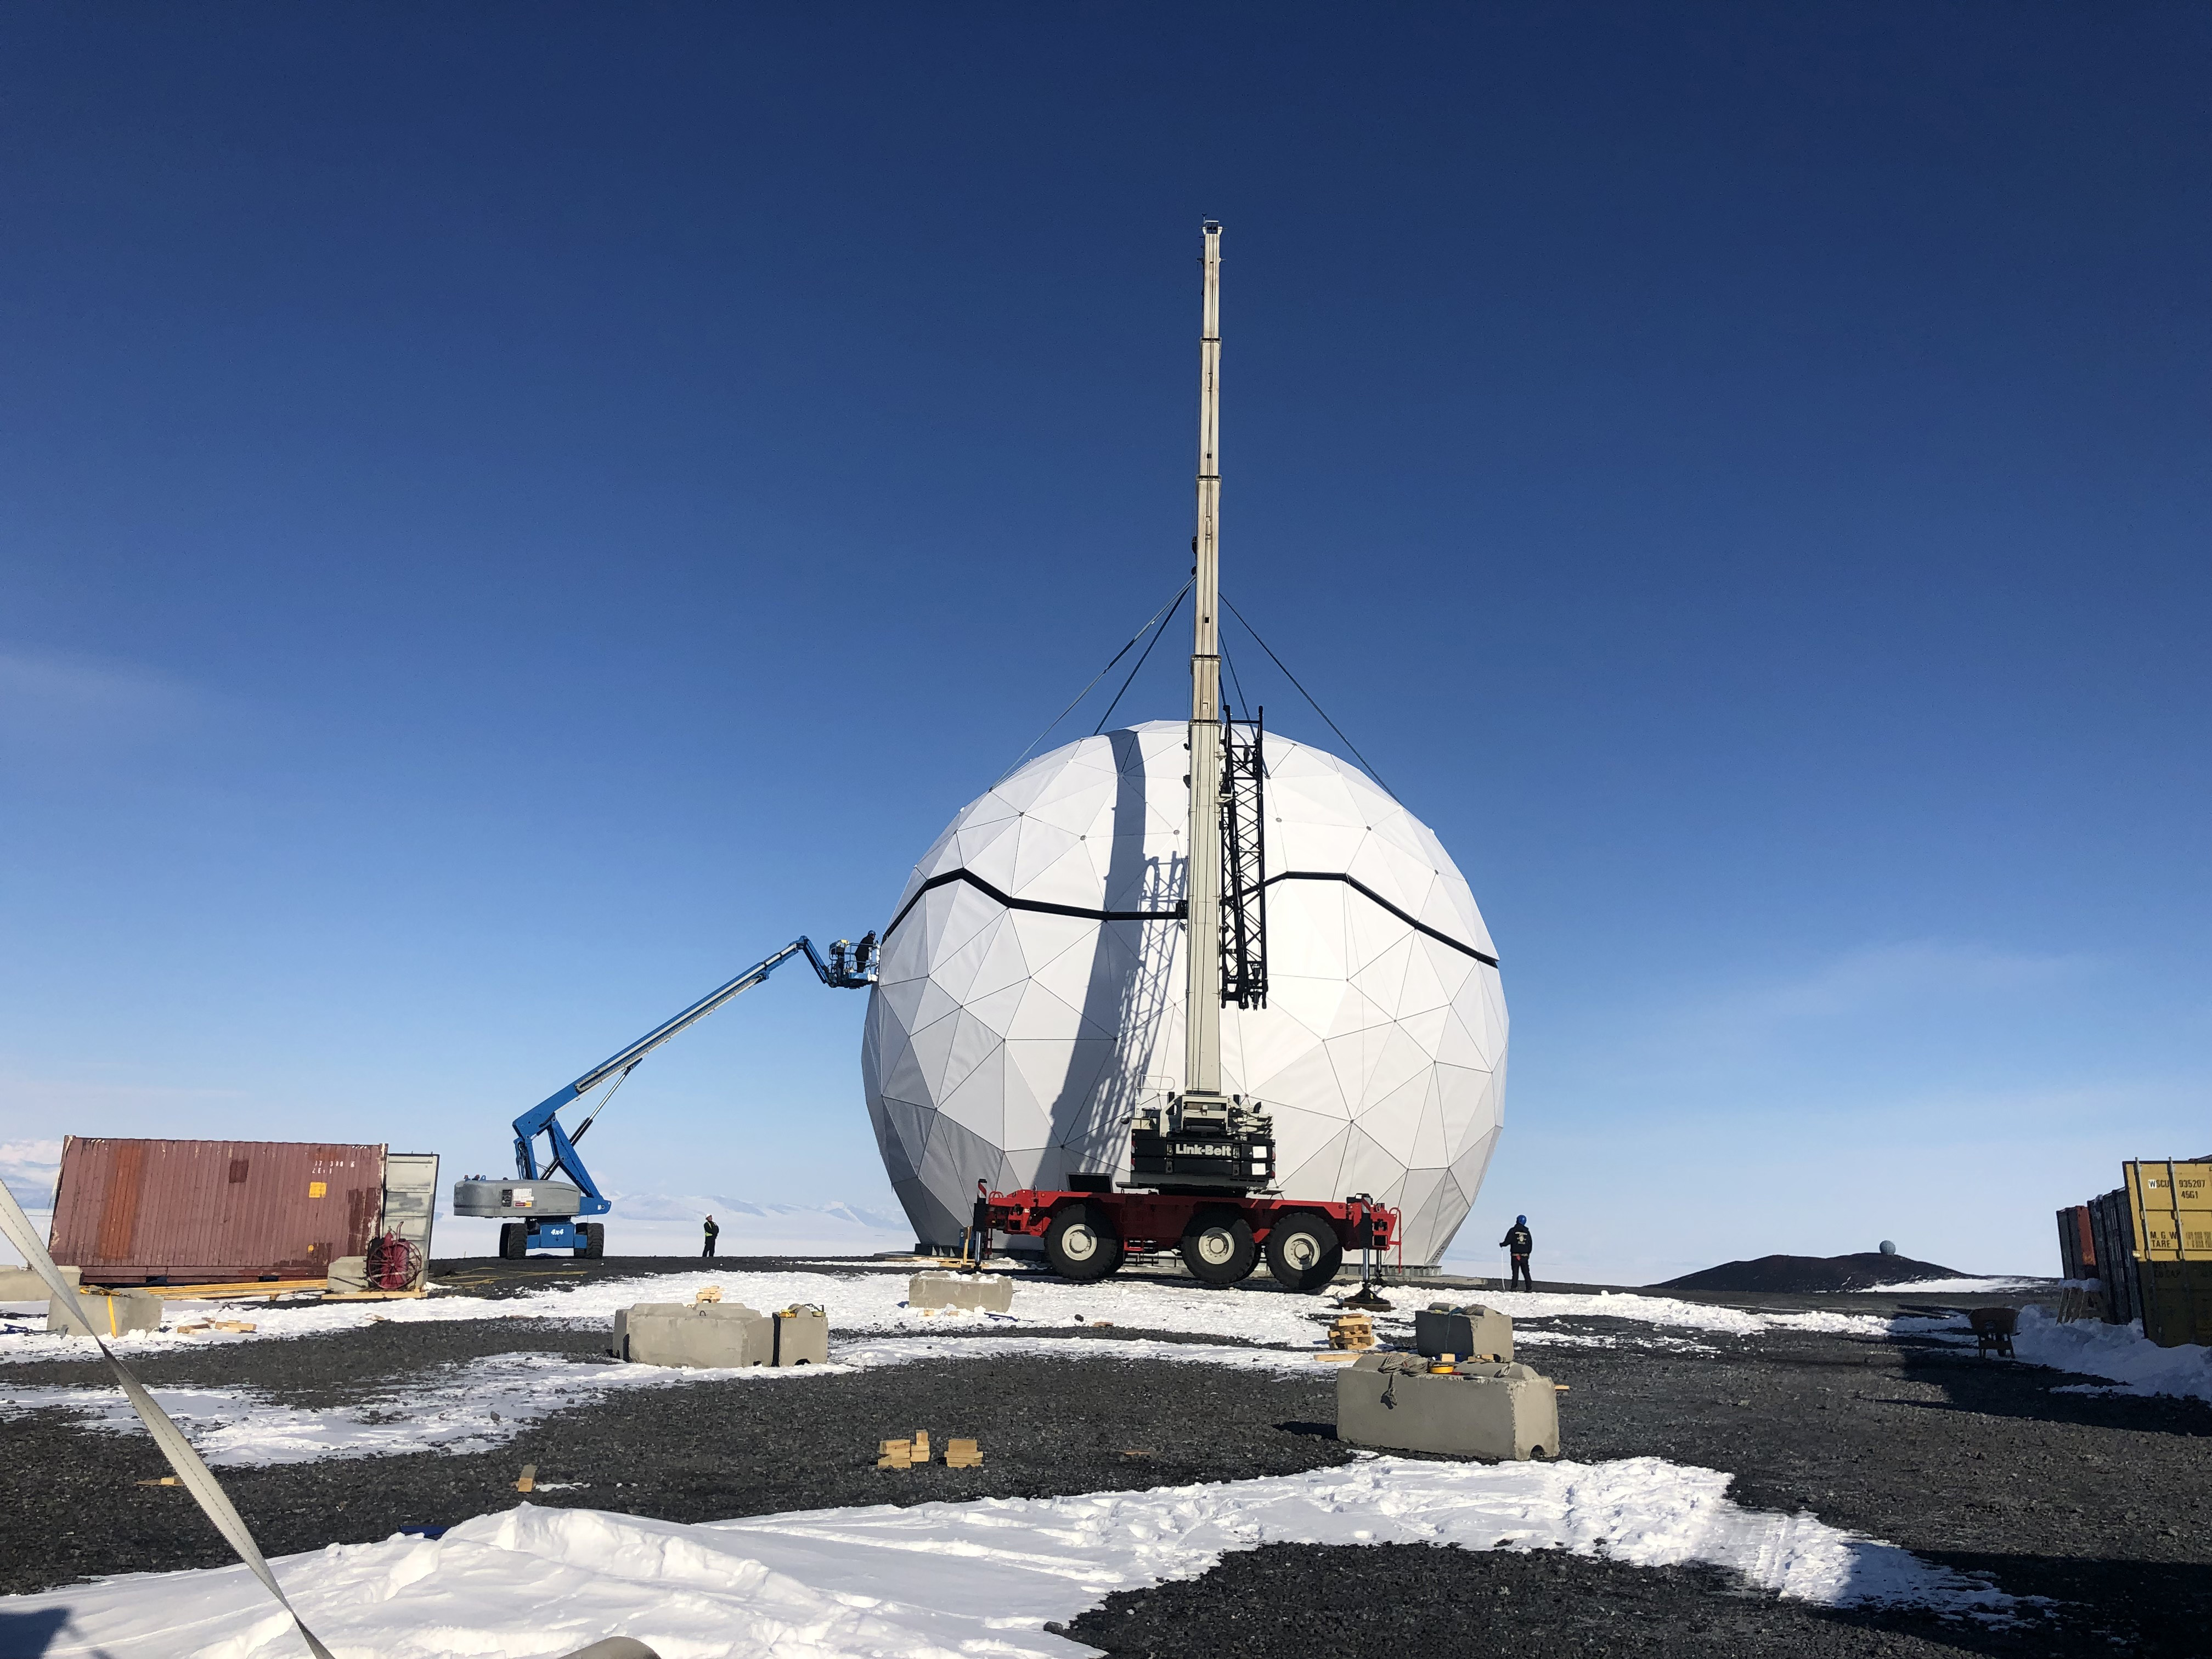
[578,1223,605,1260]
[1043,1203,1124,1282]
[1180,1209,1257,1286]
[499,1222,527,1260]
[1263,1212,1343,1293]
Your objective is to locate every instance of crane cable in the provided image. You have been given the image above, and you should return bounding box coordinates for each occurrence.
[990,576,1193,787]
[1221,591,1398,802]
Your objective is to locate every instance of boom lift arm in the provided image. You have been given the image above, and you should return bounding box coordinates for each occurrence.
[459,934,877,1253]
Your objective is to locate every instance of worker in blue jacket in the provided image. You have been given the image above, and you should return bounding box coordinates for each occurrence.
[1500,1216,1533,1290]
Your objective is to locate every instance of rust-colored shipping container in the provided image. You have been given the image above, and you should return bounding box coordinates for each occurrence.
[49,1137,386,1286]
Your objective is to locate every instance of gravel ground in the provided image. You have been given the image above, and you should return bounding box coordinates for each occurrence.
[1058,1542,2053,1658]
[2,1259,2206,1655]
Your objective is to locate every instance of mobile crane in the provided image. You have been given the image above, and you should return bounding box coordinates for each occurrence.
[979,223,1402,1291]
[453,933,877,1256]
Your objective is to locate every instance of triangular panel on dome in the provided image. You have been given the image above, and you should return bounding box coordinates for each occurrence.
[913,1113,1005,1236]
[1393,940,1455,1020]
[1347,930,1414,1016]
[1345,834,1436,921]
[1004,817,1087,902]
[1343,893,1414,981]
[1398,1166,1464,1265]
[1355,1022,1436,1113]
[893,1176,958,1250]
[1246,1036,1352,1122]
[1337,1124,1412,1206]
[1407,1080,1451,1169]
[1278,1120,1352,1201]
[1348,1065,1430,1164]
[950,812,1025,884]
[934,1042,1011,1148]
[1447,1126,1502,1219]
[1432,1062,1499,1161]
[876,1097,935,1186]
[1433,996,1497,1073]
[961,978,1029,1041]
[965,915,1036,1005]
[871,1024,935,1114]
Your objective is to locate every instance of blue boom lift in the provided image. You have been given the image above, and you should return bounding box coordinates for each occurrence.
[452,934,877,1257]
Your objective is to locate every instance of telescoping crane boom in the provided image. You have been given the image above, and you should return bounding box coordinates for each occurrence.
[453,934,877,1257]
[978,223,1402,1293]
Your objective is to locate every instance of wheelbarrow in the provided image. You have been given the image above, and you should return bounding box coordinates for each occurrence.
[1967,1306,2018,1358]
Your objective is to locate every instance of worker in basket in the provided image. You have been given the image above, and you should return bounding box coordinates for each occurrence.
[701,1213,720,1259]
[1501,1215,1533,1291]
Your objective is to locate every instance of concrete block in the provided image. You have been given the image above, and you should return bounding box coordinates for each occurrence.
[1336,1355,1560,1460]
[909,1272,1013,1313]
[327,1256,371,1295]
[0,1265,80,1303]
[772,1306,829,1366]
[48,1289,163,1339]
[613,1301,774,1368]
[1414,1302,1514,1362]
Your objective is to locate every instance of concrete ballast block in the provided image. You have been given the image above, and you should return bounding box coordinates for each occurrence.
[1336,1356,1560,1460]
[613,1301,774,1368]
[326,1256,371,1295]
[0,1265,81,1303]
[1414,1302,1514,1362]
[908,1272,1013,1313]
[49,1289,163,1338]
[772,1306,828,1366]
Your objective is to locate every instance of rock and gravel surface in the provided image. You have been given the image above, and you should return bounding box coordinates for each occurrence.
[2,1255,2207,1654]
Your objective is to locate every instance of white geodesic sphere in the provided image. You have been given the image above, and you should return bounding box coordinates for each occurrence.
[862,720,1506,1265]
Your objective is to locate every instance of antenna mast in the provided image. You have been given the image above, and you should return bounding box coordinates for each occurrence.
[1184,220,1227,1108]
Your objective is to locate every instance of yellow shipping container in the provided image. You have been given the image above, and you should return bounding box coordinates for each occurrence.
[2126,1162,2212,1261]
[2138,1260,2212,1348]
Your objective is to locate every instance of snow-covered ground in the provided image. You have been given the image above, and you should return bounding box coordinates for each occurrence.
[2,1454,2026,1657]
[2012,1306,2212,1404]
[0,1266,1945,1366]
[0,1335,1332,1466]
[1858,1277,2042,1295]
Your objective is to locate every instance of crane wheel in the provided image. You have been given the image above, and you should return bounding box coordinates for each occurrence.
[499,1223,527,1260]
[578,1223,605,1260]
[1180,1209,1257,1286]
[1043,1204,1124,1282]
[1263,1213,1344,1293]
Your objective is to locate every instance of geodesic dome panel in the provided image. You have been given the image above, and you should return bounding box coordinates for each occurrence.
[861,720,1506,1265]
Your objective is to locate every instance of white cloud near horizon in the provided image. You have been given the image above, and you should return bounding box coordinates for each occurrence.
[0,645,216,750]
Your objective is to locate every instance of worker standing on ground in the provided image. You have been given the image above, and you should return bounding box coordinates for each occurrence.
[1500,1215,1533,1290]
[701,1214,720,1259]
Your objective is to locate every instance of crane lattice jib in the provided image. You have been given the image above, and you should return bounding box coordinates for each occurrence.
[1220,709,1268,1009]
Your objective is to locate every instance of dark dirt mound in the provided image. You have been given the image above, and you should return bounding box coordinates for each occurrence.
[1653,1251,1966,1293]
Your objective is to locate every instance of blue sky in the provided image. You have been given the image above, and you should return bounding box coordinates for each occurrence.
[3,5,2205,1282]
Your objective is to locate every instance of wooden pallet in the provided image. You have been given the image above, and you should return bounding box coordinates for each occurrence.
[132,1280,329,1300]
[320,1288,431,1301]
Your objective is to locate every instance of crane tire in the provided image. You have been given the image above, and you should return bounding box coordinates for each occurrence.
[578,1223,605,1260]
[1180,1209,1257,1286]
[499,1223,527,1260]
[1043,1204,1123,1282]
[1263,1212,1344,1293]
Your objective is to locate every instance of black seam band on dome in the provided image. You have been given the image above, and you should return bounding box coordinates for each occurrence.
[1261,871,1500,967]
[881,866,1499,969]
[882,868,1187,939]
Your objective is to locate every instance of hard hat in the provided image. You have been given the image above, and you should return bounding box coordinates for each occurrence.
[1516,1215,1527,1225]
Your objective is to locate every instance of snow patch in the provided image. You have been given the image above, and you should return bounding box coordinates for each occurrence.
[0,1336,1330,1466]
[0,1267,1956,1367]
[1,1458,2026,1656]
[2012,1307,2212,1403]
